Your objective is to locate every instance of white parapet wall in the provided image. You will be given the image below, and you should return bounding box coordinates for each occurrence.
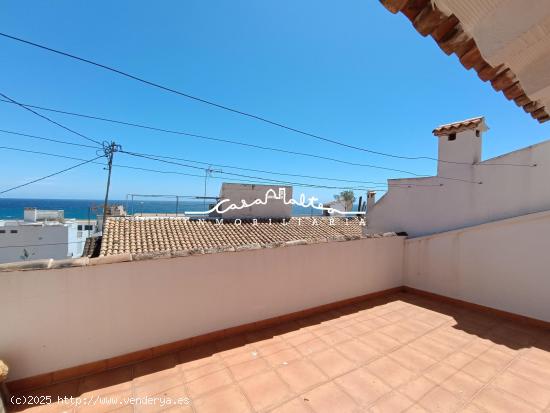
[1,237,404,381]
[403,210,550,323]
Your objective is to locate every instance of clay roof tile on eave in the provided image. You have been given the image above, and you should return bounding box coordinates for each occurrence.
[379,0,550,123]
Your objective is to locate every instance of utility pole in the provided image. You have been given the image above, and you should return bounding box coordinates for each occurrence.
[101,141,121,233]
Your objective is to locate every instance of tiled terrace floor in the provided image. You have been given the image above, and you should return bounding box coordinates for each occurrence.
[11,292,550,413]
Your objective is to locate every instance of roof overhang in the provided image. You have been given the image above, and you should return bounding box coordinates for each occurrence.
[380,0,550,123]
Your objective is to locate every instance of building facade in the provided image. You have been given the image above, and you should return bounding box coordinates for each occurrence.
[366,117,550,237]
[0,208,92,264]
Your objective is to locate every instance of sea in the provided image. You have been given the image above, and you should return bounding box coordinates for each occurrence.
[0,198,325,220]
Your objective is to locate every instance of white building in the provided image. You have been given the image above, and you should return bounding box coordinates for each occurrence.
[366,117,550,237]
[0,208,92,264]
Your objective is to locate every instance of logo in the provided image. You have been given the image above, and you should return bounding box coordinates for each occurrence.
[185,188,365,216]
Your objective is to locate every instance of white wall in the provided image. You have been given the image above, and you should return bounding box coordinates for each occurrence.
[403,210,550,323]
[0,223,71,264]
[1,237,404,381]
[367,139,550,237]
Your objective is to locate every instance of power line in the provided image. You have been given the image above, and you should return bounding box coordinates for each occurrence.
[0,145,382,191]
[0,98,428,176]
[0,32,536,168]
[0,100,487,182]
[0,128,430,186]
[0,144,442,192]
[120,151,379,191]
[120,150,444,190]
[0,91,102,146]
[0,128,100,149]
[0,155,103,195]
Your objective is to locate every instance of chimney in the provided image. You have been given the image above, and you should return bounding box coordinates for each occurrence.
[366,191,376,212]
[432,116,488,176]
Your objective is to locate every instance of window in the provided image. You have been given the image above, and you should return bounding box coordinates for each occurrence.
[78,225,83,230]
[476,130,480,137]
[0,230,5,234]
[85,225,93,231]
[448,133,456,141]
[10,230,18,234]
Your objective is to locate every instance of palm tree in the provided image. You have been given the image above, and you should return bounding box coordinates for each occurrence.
[333,190,355,212]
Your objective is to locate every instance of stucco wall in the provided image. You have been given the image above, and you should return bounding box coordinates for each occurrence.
[1,237,404,381]
[0,223,71,264]
[403,210,550,323]
[367,140,550,237]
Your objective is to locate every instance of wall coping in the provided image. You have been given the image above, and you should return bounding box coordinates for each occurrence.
[0,233,401,273]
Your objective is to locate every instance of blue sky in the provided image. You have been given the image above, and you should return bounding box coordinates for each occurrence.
[1,0,549,202]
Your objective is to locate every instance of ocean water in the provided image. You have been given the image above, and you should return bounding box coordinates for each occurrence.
[0,198,325,220]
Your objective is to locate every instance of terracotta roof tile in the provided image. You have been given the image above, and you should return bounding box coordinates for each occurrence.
[100,217,364,256]
[432,116,487,136]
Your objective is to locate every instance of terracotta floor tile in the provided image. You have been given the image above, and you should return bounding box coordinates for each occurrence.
[440,371,484,401]
[509,357,550,388]
[477,348,514,370]
[379,324,418,344]
[334,366,391,406]
[423,363,457,384]
[257,340,293,357]
[270,397,312,413]
[264,347,302,368]
[406,404,430,413]
[335,339,379,365]
[223,349,261,367]
[133,354,178,379]
[186,368,233,398]
[401,319,433,336]
[17,294,550,413]
[462,358,501,383]
[418,386,462,413]
[409,337,455,361]
[340,321,372,337]
[193,385,251,413]
[308,348,355,378]
[239,370,292,411]
[471,387,540,413]
[317,330,352,346]
[388,347,437,373]
[229,357,270,381]
[284,331,317,347]
[441,352,474,370]
[295,337,330,356]
[428,328,472,350]
[493,370,550,409]
[133,372,186,397]
[359,331,401,354]
[277,359,327,393]
[461,340,492,358]
[370,391,414,413]
[366,357,416,388]
[302,382,359,413]
[183,359,226,382]
[398,376,436,402]
[523,346,550,368]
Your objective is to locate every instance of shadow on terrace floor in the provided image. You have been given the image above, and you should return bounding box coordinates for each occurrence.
[9,291,550,412]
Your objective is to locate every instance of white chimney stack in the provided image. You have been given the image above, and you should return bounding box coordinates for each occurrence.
[366,191,376,212]
[432,116,488,177]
